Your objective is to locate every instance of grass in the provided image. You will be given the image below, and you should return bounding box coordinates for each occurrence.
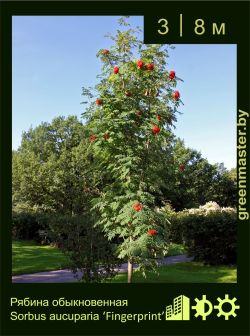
[12,240,186,275]
[13,240,236,283]
[106,262,237,283]
[12,240,68,275]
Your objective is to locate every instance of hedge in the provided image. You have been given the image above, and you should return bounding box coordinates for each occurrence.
[12,211,51,243]
[169,202,237,265]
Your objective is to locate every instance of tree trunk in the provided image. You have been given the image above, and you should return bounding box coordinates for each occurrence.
[127,259,133,283]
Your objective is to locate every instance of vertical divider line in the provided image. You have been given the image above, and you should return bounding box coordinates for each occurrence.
[180,14,183,37]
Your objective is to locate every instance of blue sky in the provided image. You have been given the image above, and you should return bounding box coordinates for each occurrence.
[12,16,236,169]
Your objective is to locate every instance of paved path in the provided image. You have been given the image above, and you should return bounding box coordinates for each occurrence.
[12,255,193,283]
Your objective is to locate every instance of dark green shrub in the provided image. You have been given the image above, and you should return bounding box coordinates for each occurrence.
[168,214,184,244]
[49,213,119,282]
[12,211,50,243]
[175,203,236,265]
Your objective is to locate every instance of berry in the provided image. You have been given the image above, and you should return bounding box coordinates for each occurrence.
[156,115,161,121]
[148,229,157,236]
[89,135,97,142]
[132,202,143,212]
[136,60,144,69]
[125,91,132,97]
[172,90,180,100]
[152,125,160,134]
[96,98,103,105]
[179,164,185,172]
[146,63,154,71]
[103,133,110,140]
[113,66,119,74]
[102,49,109,55]
[169,71,176,79]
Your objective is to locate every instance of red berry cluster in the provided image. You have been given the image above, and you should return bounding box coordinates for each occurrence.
[132,202,143,212]
[152,125,160,135]
[96,98,103,105]
[89,135,97,142]
[101,49,110,55]
[179,164,185,172]
[148,229,157,236]
[169,70,176,79]
[103,133,110,140]
[172,90,180,100]
[136,60,144,69]
[125,90,132,97]
[146,63,154,71]
[93,55,180,140]
[136,110,142,116]
[89,133,110,142]
[136,60,154,71]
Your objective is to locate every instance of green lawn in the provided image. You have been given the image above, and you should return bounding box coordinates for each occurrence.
[12,240,186,275]
[12,240,68,275]
[13,240,236,283]
[106,262,237,283]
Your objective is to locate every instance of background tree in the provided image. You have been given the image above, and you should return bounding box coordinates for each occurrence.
[206,164,237,207]
[157,138,237,210]
[12,116,100,214]
[12,116,119,282]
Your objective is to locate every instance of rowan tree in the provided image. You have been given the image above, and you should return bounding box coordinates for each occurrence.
[82,17,183,282]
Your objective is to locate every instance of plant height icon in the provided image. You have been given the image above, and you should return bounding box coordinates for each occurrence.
[166,295,190,320]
